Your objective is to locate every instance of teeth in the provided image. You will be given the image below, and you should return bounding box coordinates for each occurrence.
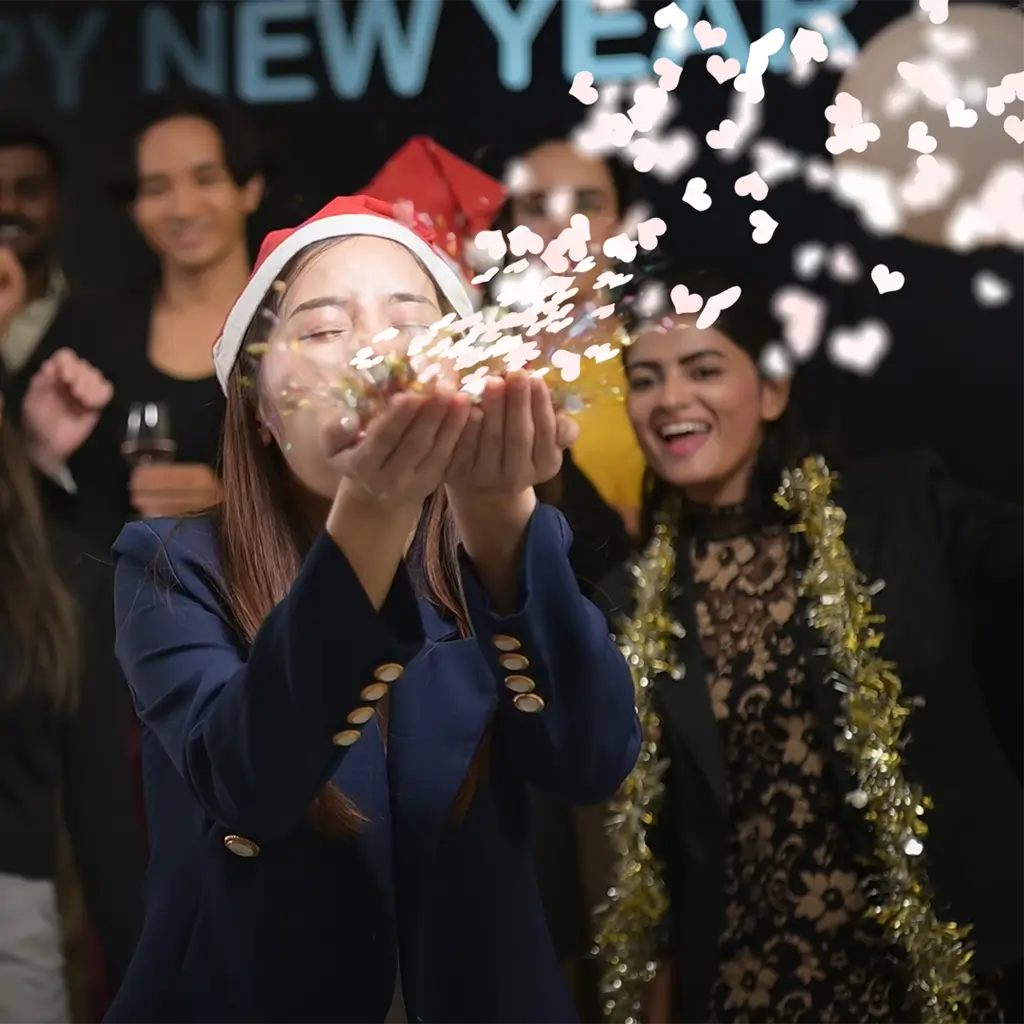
[660,421,710,438]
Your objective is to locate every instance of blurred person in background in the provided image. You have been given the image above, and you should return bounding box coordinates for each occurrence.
[503,137,645,537]
[0,115,117,1024]
[12,89,265,551]
[0,363,143,1024]
[0,117,67,377]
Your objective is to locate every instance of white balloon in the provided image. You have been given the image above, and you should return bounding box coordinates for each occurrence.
[830,3,1024,250]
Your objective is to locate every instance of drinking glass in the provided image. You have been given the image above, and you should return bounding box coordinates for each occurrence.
[122,401,176,466]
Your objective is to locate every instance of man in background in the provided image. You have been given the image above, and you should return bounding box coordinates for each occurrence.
[0,117,67,376]
[504,138,645,535]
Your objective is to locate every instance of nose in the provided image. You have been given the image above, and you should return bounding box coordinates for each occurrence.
[0,187,20,215]
[544,186,577,234]
[167,179,204,219]
[655,367,698,411]
[369,305,422,351]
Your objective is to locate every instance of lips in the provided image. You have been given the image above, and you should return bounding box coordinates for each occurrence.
[657,420,711,441]
[655,419,712,458]
[171,224,213,248]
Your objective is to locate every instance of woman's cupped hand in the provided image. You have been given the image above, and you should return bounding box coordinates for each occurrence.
[322,373,578,509]
[444,373,579,498]
[323,381,472,508]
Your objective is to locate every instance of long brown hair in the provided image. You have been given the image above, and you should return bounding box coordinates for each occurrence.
[217,241,486,839]
[0,394,79,711]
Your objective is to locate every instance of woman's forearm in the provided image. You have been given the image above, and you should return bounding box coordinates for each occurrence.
[447,487,537,613]
[326,481,422,610]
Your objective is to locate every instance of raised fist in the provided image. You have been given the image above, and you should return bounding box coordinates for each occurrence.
[21,348,114,464]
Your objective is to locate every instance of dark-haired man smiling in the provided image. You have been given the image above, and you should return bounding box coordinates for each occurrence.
[0,117,67,376]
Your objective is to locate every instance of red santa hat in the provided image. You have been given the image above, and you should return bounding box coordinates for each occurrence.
[212,194,475,392]
[364,136,506,279]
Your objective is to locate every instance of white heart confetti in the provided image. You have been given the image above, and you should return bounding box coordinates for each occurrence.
[749,210,778,244]
[693,20,727,50]
[670,284,703,314]
[653,2,687,30]
[706,54,740,84]
[972,270,1012,307]
[569,71,599,106]
[870,264,905,295]
[946,99,978,129]
[734,171,769,202]
[827,320,891,376]
[653,57,682,92]
[695,285,742,329]
[682,177,712,212]
[907,121,937,154]
[792,243,826,281]
[636,217,667,251]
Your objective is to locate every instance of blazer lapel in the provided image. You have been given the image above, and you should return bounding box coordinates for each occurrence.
[657,553,729,813]
[331,720,396,917]
[387,622,496,921]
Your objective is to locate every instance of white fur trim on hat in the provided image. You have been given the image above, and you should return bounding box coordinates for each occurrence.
[212,214,475,392]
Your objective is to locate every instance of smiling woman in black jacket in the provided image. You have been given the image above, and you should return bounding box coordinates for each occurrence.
[592,269,1022,1024]
[0,364,143,1022]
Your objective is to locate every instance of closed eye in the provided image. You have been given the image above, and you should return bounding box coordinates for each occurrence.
[690,366,722,381]
[300,328,348,342]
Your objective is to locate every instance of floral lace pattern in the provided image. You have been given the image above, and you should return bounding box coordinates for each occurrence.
[690,526,1002,1024]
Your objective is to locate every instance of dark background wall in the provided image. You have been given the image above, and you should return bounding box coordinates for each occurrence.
[2,0,1021,759]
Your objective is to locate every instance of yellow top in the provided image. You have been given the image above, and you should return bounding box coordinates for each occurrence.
[569,355,645,521]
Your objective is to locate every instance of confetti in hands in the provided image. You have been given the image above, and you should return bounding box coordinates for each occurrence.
[257,219,660,427]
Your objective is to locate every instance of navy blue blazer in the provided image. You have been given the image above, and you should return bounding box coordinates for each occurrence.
[106,504,640,1023]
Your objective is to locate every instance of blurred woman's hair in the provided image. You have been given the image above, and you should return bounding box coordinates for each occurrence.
[0,365,78,711]
[214,238,485,840]
[620,265,814,545]
[107,88,270,204]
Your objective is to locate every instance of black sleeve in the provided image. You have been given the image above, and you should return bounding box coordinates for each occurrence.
[60,545,144,988]
[552,450,634,601]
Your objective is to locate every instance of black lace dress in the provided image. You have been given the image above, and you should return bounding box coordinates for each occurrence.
[684,505,1002,1024]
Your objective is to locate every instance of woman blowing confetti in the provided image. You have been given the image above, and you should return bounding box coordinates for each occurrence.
[106,196,640,1023]
[593,268,1022,1024]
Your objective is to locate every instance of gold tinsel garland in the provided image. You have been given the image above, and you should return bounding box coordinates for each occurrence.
[776,456,974,1024]
[592,506,683,1024]
[592,456,975,1024]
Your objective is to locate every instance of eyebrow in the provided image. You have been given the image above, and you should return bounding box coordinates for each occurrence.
[626,348,724,372]
[9,172,48,185]
[286,293,439,319]
[138,161,224,184]
[521,186,608,203]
